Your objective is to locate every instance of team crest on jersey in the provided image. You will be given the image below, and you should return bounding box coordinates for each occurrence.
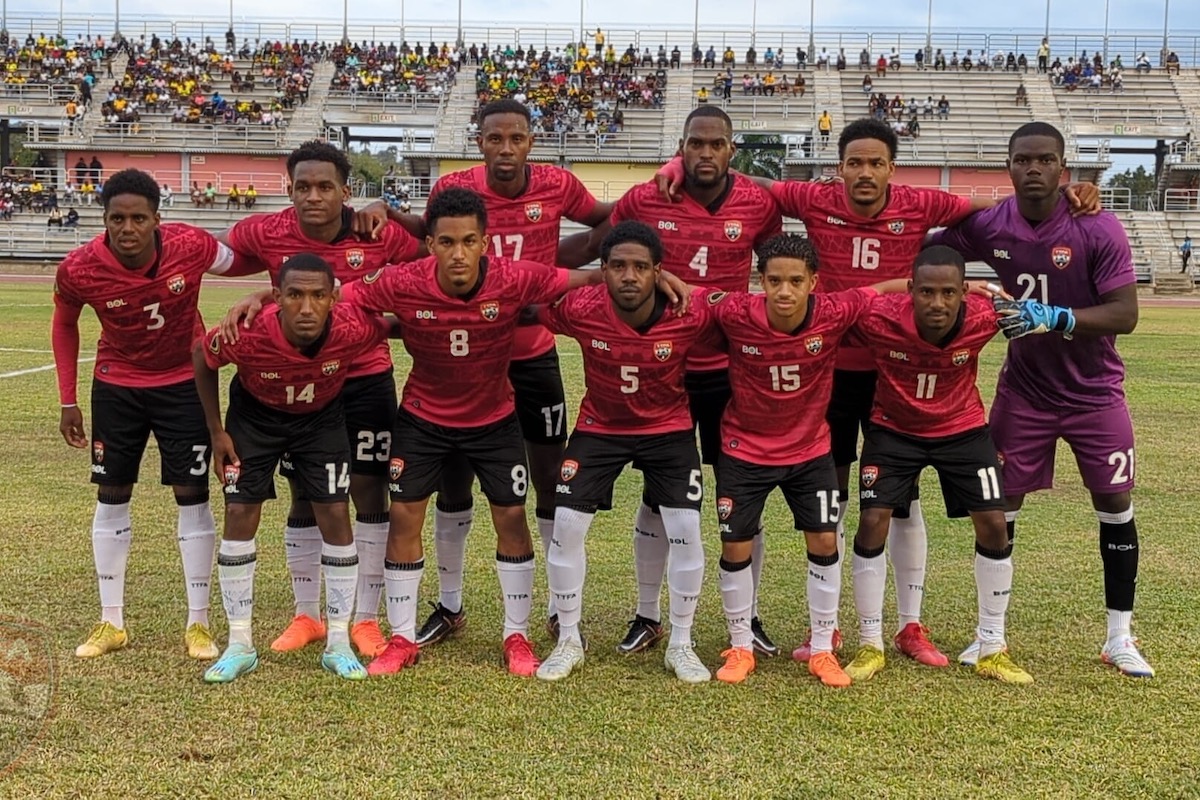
[322,360,340,376]
[888,220,905,235]
[952,349,970,366]
[861,465,879,487]
[388,458,405,481]
[1052,246,1072,269]
[208,333,221,354]
[92,440,105,463]
[724,220,743,241]
[363,268,383,284]
[654,341,673,361]
[525,202,543,222]
[480,301,500,321]
[346,249,365,269]
[716,496,734,520]
[805,335,823,355]
[560,459,579,481]
[167,274,186,294]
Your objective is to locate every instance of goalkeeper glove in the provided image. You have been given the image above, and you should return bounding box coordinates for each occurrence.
[993,296,1075,340]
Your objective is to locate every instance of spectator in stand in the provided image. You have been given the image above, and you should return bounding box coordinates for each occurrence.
[1181,235,1193,274]
[937,95,950,117]
[723,47,736,69]
[65,98,79,133]
[1166,51,1180,75]
[794,73,806,96]
[244,184,258,209]
[876,54,887,77]
[1015,83,1028,106]
[190,181,203,206]
[922,95,933,116]
[934,49,946,70]
[1136,52,1151,73]
[74,156,88,186]
[79,180,96,204]
[862,74,873,94]
[47,206,64,228]
[203,182,216,206]
[836,49,846,71]
[65,207,79,227]
[696,86,709,104]
[704,47,716,69]
[1110,68,1125,94]
[915,48,925,71]
[161,184,174,207]
[226,184,241,209]
[818,109,832,146]
[89,155,102,183]
[671,46,681,69]
[1038,38,1050,73]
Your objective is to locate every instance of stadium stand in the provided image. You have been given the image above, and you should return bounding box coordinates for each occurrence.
[3,16,1197,290]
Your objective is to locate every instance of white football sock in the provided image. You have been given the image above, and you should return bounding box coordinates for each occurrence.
[976,550,1013,657]
[383,560,423,641]
[92,500,132,629]
[322,542,358,648]
[719,559,753,649]
[433,506,473,614]
[351,517,389,624]
[888,499,927,630]
[632,503,667,622]
[218,538,257,648]
[808,553,841,653]
[496,554,535,639]
[548,507,592,644]
[853,546,887,650]
[1107,610,1133,643]
[176,501,216,628]
[536,514,558,618]
[749,528,765,620]
[661,506,704,647]
[283,518,322,620]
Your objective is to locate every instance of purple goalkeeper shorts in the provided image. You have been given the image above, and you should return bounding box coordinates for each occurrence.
[989,387,1136,496]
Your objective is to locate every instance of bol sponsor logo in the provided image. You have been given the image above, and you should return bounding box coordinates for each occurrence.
[0,617,57,775]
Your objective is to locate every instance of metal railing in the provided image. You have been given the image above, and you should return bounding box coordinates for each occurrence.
[445,127,665,158]
[1164,189,1200,212]
[9,13,1200,67]
[324,89,447,115]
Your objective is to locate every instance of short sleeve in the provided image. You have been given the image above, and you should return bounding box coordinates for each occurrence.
[202,327,231,369]
[517,262,571,305]
[754,190,784,245]
[341,267,399,312]
[383,222,423,263]
[560,171,600,222]
[225,215,260,256]
[536,295,573,335]
[611,186,641,224]
[831,287,879,329]
[1089,214,1138,296]
[769,180,818,218]
[929,214,985,262]
[916,187,974,228]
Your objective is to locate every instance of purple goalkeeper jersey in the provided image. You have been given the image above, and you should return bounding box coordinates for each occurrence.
[933,195,1137,411]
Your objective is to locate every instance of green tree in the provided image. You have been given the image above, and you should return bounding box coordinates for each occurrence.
[1105,165,1156,197]
[346,147,384,188]
[731,133,784,179]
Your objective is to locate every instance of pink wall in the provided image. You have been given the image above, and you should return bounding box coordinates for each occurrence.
[948,168,1014,198]
[184,154,289,195]
[60,151,289,195]
[893,166,943,188]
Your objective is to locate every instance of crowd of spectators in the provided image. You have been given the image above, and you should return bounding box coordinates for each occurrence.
[468,42,669,142]
[328,41,457,100]
[96,34,316,131]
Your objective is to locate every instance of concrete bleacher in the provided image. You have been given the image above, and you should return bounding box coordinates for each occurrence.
[838,70,1035,163]
[1053,71,1189,137]
[687,67,817,129]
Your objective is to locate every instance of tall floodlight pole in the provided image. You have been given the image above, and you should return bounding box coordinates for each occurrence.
[60,0,65,37]
[341,0,348,44]
[751,0,757,48]
[808,0,814,63]
[1162,0,1170,65]
[228,0,233,30]
[1044,0,1051,41]
[925,0,933,59]
[693,0,699,49]
[457,0,463,48]
[1102,0,1110,65]
[580,0,585,48]
[115,0,121,38]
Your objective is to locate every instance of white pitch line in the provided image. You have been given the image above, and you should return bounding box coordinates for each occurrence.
[0,358,94,379]
[0,347,56,353]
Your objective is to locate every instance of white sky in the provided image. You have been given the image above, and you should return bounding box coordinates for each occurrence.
[31,0,1200,36]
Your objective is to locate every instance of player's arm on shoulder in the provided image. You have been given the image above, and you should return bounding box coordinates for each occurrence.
[1063,182,1101,216]
[558,220,609,267]
[51,270,87,447]
[926,214,985,262]
[219,286,275,343]
[350,199,426,242]
[192,332,239,471]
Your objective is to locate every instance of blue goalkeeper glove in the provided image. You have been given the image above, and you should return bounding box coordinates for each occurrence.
[993,296,1075,339]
